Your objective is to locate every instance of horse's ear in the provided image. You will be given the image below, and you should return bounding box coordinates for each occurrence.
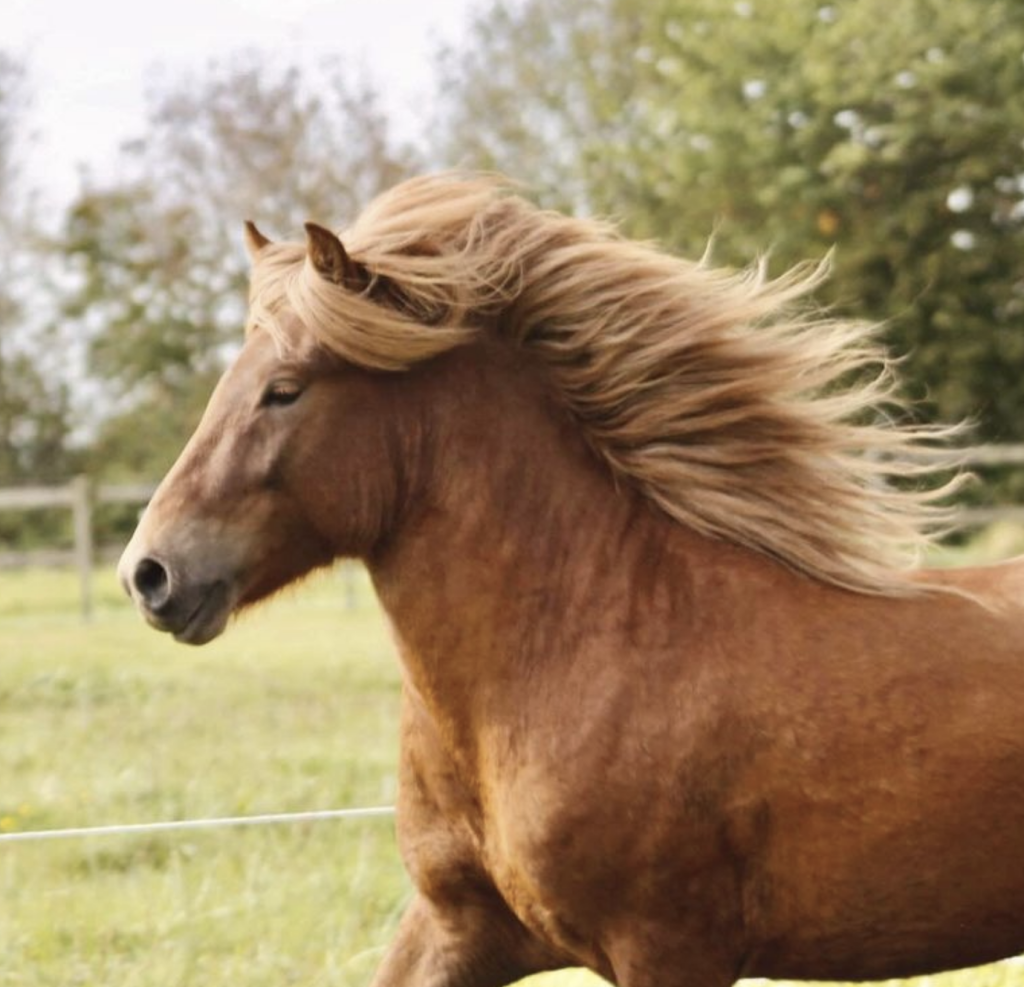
[305,222,371,292]
[244,221,271,261]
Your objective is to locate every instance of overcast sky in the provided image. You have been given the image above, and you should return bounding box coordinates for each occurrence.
[5,0,476,205]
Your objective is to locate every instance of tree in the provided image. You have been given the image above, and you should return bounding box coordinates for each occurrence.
[53,53,420,479]
[0,51,79,551]
[436,0,1024,441]
[0,51,75,490]
[435,0,643,213]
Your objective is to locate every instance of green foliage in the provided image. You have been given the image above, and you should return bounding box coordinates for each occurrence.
[436,0,644,213]
[0,52,73,490]
[61,182,233,398]
[0,350,74,483]
[0,50,78,553]
[438,0,1024,440]
[0,351,77,550]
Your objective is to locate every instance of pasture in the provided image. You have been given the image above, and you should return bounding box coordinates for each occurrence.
[0,558,1022,985]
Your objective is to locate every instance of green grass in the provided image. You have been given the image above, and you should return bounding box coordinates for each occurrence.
[0,566,412,985]
[1,556,1023,985]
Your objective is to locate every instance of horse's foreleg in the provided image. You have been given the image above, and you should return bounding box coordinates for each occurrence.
[379,688,565,987]
[370,889,560,987]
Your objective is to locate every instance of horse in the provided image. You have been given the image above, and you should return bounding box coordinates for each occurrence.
[119,174,1024,987]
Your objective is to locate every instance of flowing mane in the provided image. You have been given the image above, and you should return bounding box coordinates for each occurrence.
[247,173,962,595]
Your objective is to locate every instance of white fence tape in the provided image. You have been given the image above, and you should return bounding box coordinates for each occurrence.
[0,806,395,844]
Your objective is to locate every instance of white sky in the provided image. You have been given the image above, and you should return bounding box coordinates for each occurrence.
[4,0,477,206]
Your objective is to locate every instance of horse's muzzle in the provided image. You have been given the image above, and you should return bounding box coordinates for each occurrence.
[120,552,233,645]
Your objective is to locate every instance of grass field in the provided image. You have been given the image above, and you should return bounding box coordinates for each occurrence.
[1,555,1024,986]
[0,566,415,986]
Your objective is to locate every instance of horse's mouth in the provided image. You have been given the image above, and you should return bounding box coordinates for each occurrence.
[173,582,233,645]
[137,580,233,646]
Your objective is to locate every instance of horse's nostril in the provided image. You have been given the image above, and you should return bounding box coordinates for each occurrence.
[133,557,171,610]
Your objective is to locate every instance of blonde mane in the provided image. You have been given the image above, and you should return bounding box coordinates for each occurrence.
[248,173,963,595]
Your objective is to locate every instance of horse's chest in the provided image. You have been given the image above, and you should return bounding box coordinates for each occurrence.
[476,759,738,949]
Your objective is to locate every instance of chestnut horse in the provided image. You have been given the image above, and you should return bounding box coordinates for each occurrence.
[120,175,1024,987]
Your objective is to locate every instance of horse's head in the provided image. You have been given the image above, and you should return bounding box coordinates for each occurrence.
[118,223,418,644]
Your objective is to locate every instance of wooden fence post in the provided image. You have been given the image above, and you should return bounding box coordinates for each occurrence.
[70,475,94,621]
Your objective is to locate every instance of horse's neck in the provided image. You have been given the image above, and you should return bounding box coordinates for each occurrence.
[367,339,657,749]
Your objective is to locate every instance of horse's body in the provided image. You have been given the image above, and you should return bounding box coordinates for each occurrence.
[120,176,1024,987]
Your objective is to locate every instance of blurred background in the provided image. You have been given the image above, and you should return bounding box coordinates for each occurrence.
[2,0,1024,550]
[2,0,1024,983]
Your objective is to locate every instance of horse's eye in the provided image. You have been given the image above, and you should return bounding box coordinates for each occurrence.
[260,380,303,408]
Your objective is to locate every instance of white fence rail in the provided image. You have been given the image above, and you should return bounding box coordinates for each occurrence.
[4,446,1024,617]
[0,476,364,617]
